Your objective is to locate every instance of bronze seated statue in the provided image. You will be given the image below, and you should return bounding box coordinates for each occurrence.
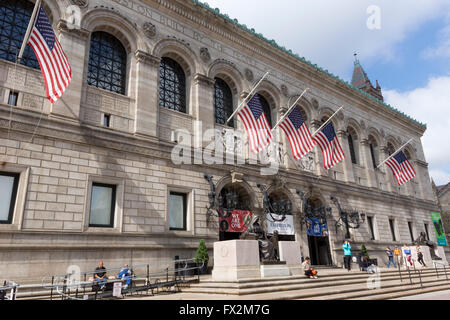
[414,232,442,260]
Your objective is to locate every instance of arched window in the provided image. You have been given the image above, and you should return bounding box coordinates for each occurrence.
[214,78,233,127]
[0,0,39,69]
[347,128,358,164]
[255,93,272,127]
[87,31,127,95]
[368,135,379,169]
[159,57,186,113]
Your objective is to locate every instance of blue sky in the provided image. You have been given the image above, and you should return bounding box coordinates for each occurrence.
[204,0,450,185]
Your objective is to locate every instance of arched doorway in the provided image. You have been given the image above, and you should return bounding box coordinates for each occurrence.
[218,183,252,241]
[306,197,333,266]
[268,190,295,242]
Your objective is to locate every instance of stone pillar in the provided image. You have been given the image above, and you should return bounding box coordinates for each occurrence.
[52,21,89,120]
[337,129,355,183]
[360,139,377,188]
[192,74,215,148]
[310,120,327,177]
[134,50,161,138]
[380,146,395,193]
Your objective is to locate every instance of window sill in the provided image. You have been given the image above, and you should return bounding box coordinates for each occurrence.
[159,106,192,119]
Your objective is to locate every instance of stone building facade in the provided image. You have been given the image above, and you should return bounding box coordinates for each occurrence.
[0,0,446,281]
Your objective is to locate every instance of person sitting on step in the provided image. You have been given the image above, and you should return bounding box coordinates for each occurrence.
[302,257,318,279]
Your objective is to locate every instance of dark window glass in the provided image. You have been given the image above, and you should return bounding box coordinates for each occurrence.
[8,91,18,106]
[103,114,110,127]
[87,32,127,95]
[389,219,396,242]
[89,183,116,228]
[408,221,414,242]
[348,133,357,164]
[169,192,187,230]
[159,57,186,113]
[214,78,233,127]
[0,172,20,224]
[256,93,272,128]
[0,0,40,69]
[370,143,377,169]
[367,216,375,240]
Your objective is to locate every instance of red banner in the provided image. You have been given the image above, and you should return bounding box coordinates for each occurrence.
[219,210,252,233]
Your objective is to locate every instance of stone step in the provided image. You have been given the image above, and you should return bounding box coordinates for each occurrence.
[305,279,450,300]
[183,271,441,296]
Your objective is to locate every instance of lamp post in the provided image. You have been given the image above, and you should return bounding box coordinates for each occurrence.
[331,196,366,239]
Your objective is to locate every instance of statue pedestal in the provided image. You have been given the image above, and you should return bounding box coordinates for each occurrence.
[435,247,449,265]
[260,262,290,278]
[212,240,261,281]
[279,241,302,275]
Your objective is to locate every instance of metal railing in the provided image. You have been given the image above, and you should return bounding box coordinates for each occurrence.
[0,258,205,300]
[433,261,449,280]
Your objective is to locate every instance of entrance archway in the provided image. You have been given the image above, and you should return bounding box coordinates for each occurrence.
[268,189,295,241]
[218,183,252,241]
[306,197,333,266]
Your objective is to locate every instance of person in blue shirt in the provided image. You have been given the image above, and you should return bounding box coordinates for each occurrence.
[386,247,397,268]
[117,264,133,290]
[343,240,352,272]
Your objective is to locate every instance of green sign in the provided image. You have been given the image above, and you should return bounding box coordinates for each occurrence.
[430,211,448,246]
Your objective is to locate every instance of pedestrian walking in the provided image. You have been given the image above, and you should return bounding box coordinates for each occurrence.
[386,247,397,268]
[343,240,352,272]
[416,246,426,268]
[402,244,413,267]
[393,246,402,266]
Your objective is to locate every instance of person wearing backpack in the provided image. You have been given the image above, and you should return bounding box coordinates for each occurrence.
[343,240,352,272]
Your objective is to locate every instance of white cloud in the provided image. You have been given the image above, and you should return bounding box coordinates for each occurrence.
[204,0,450,76]
[422,25,450,59]
[384,76,450,185]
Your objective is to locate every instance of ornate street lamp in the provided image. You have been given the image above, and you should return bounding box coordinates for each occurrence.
[257,184,291,222]
[330,196,366,239]
[295,188,332,226]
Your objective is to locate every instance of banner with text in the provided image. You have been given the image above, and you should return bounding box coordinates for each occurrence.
[306,217,329,237]
[430,211,448,246]
[266,214,295,235]
[219,210,252,233]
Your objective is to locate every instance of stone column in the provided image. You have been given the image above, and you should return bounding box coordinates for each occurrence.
[337,129,355,183]
[380,146,395,193]
[52,21,89,120]
[134,50,161,138]
[310,120,327,177]
[192,73,215,149]
[360,138,377,188]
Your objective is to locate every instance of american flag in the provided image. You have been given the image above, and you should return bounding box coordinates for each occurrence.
[238,94,273,154]
[385,151,416,185]
[28,6,71,103]
[313,122,345,170]
[279,107,316,160]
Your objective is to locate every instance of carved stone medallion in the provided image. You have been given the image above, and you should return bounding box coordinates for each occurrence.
[245,68,254,82]
[200,47,211,63]
[142,22,157,39]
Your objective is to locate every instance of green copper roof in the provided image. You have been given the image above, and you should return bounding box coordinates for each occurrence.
[191,0,426,129]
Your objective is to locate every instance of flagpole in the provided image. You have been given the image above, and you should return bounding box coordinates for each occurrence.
[226,71,270,124]
[312,106,344,136]
[17,0,42,61]
[376,138,413,169]
[271,88,310,133]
